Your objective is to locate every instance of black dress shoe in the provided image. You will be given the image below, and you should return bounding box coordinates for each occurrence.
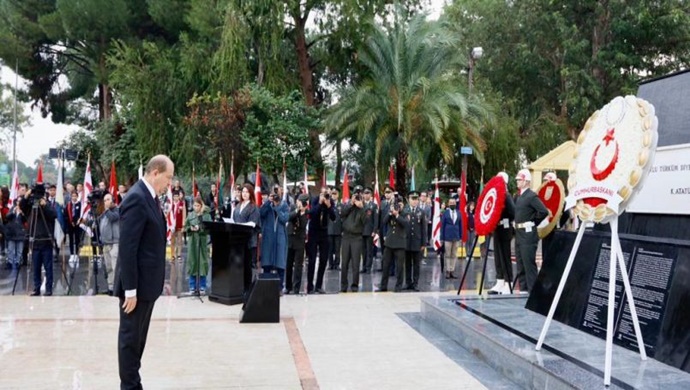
[307,290,315,295]
[449,273,458,279]
[315,288,326,294]
[340,288,347,293]
[44,291,53,296]
[30,290,40,296]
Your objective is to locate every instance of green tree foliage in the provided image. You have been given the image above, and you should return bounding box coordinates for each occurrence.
[182,86,317,187]
[325,11,491,195]
[444,0,690,163]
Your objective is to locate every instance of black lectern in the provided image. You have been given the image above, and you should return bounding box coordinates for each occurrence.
[204,221,253,305]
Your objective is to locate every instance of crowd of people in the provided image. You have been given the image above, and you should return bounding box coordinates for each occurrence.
[1,165,576,297]
[164,166,564,296]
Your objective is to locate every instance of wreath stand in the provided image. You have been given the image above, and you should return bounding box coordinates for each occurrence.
[456,233,513,296]
[535,216,647,386]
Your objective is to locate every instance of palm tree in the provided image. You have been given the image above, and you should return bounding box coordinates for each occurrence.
[325,10,490,194]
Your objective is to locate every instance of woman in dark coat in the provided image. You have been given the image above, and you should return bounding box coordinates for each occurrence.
[232,183,260,294]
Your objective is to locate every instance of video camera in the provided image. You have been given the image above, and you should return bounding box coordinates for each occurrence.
[271,186,281,202]
[87,189,106,212]
[29,183,46,204]
[353,185,363,202]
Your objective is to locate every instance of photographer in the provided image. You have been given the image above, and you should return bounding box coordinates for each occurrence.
[340,191,366,292]
[27,184,57,296]
[288,194,309,294]
[306,187,336,294]
[259,185,289,290]
[378,193,408,292]
[99,193,120,295]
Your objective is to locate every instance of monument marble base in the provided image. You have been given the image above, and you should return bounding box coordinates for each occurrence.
[420,295,690,389]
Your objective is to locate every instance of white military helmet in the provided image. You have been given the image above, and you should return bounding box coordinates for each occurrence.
[515,169,532,182]
[497,171,509,184]
[543,172,557,182]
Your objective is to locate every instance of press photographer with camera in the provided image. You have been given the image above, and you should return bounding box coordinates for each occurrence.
[306,186,336,294]
[26,183,57,296]
[288,194,309,294]
[339,189,366,292]
[378,192,408,292]
[259,184,289,290]
[99,193,120,295]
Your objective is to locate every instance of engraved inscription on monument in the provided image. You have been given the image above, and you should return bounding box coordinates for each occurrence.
[615,247,677,356]
[581,243,631,337]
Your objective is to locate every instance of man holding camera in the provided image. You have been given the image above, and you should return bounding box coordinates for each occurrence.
[360,187,378,274]
[340,191,366,292]
[307,187,336,294]
[404,191,427,291]
[260,185,289,289]
[327,187,343,270]
[100,193,120,295]
[288,194,309,293]
[27,185,57,296]
[378,194,408,292]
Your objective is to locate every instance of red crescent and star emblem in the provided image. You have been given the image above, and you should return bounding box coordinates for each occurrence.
[585,127,619,208]
[590,128,619,181]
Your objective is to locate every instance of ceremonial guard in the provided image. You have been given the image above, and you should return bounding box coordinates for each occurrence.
[514,169,549,293]
[404,191,427,291]
[361,187,378,273]
[378,195,407,292]
[488,172,515,295]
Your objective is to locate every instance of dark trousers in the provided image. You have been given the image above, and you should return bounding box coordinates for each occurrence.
[67,228,82,255]
[405,250,421,288]
[341,235,362,291]
[515,229,539,292]
[328,235,342,269]
[291,246,306,293]
[493,228,513,281]
[361,235,374,271]
[307,235,329,292]
[118,299,156,390]
[286,247,295,292]
[32,244,53,293]
[380,247,405,291]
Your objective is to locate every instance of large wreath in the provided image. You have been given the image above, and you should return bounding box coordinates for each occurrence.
[567,96,658,223]
[475,175,507,236]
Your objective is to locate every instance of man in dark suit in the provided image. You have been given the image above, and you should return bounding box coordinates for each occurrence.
[404,191,427,291]
[114,155,174,390]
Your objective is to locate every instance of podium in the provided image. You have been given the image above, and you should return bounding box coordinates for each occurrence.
[204,221,253,305]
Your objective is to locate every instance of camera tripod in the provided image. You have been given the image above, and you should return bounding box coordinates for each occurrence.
[68,208,107,295]
[13,201,66,296]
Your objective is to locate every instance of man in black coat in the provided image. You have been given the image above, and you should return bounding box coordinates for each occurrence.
[114,155,174,390]
[513,169,549,294]
[306,187,336,294]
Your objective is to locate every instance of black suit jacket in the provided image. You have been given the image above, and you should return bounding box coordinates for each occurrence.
[114,180,167,301]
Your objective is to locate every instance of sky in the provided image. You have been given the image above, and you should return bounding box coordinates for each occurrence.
[1,65,79,167]
[0,0,446,169]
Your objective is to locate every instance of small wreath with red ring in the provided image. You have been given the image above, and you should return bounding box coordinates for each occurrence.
[537,179,565,238]
[475,176,507,236]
